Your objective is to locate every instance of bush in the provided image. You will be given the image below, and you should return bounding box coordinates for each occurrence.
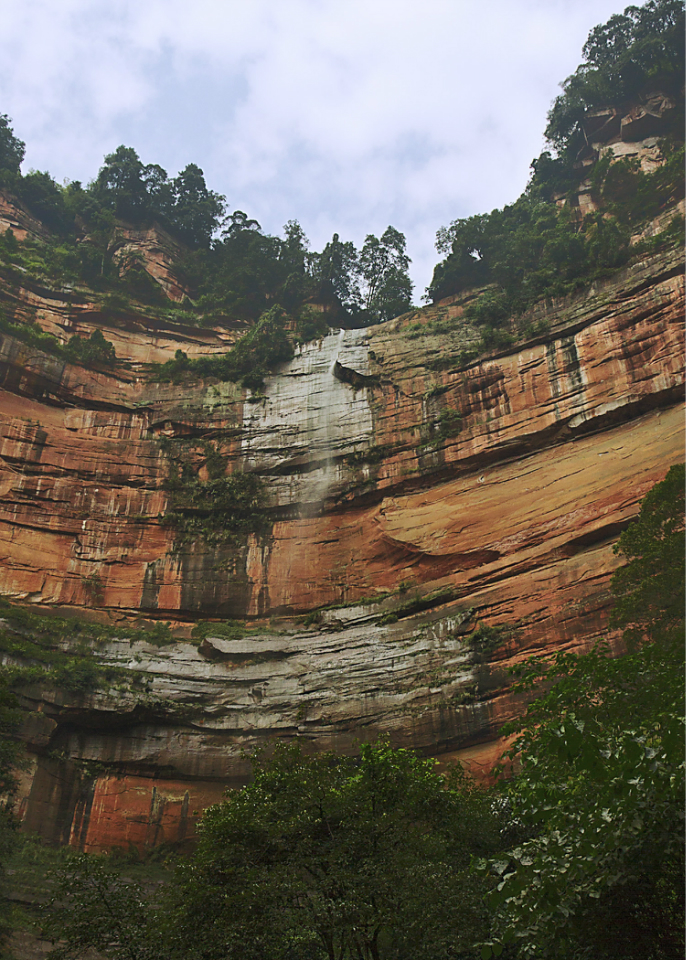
[64,328,117,367]
[154,304,293,388]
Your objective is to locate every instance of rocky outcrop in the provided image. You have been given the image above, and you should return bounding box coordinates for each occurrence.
[554,94,683,216]
[0,192,52,243]
[1,232,683,851]
[108,220,192,303]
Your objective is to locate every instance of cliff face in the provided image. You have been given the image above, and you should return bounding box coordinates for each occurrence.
[1,201,683,851]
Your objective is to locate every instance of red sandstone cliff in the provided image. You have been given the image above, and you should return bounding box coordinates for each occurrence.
[0,180,683,851]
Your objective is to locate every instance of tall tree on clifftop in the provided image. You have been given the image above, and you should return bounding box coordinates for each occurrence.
[358,226,413,323]
[0,114,25,178]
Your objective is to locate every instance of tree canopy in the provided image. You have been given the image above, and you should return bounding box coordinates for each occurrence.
[428,0,684,313]
[0,114,25,176]
[0,114,414,328]
[49,739,500,960]
[545,0,685,153]
[91,146,226,248]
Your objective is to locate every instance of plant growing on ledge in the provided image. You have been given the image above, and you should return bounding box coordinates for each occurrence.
[152,304,294,389]
[163,443,269,548]
[64,328,117,368]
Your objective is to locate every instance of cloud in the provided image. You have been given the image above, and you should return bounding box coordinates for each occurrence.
[0,0,630,295]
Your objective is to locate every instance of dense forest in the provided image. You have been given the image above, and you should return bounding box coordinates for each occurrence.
[0,0,684,957]
[0,121,413,331]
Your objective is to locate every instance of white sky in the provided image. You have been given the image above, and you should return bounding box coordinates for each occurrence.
[0,0,630,298]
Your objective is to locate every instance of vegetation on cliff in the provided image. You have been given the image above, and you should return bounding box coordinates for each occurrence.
[428,0,684,332]
[163,448,269,547]
[544,0,684,151]
[477,462,685,959]
[0,124,414,332]
[155,304,293,387]
[0,1,682,389]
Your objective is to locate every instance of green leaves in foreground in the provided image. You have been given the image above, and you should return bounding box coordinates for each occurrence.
[476,463,685,959]
[164,740,495,960]
[48,740,500,960]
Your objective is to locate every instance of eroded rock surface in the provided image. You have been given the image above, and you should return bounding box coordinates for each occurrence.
[1,239,683,851]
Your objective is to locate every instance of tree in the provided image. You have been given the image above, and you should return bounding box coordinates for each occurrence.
[46,739,500,960]
[164,739,496,960]
[545,0,685,153]
[0,114,25,177]
[315,232,361,311]
[92,146,155,222]
[17,170,70,233]
[0,673,24,951]
[278,219,315,310]
[610,461,685,646]
[91,148,225,248]
[164,163,226,248]
[47,853,160,960]
[64,328,117,367]
[476,463,685,960]
[358,227,413,323]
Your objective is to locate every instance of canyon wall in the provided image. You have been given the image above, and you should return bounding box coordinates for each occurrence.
[1,214,683,851]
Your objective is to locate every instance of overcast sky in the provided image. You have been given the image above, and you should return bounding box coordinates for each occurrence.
[0,0,630,297]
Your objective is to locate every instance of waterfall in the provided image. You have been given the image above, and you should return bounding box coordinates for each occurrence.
[240,327,374,517]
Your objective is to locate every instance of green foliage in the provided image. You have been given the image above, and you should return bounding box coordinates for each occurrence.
[428,193,636,314]
[0,295,118,370]
[194,212,308,321]
[358,226,413,323]
[137,621,175,647]
[294,305,331,343]
[154,304,293,388]
[92,145,226,248]
[436,408,462,438]
[163,444,269,547]
[598,139,685,226]
[0,674,23,953]
[378,586,459,624]
[0,596,190,694]
[611,462,684,646]
[189,620,250,643]
[43,741,502,960]
[0,119,225,251]
[64,328,117,367]
[428,0,685,318]
[0,597,126,695]
[467,623,510,656]
[0,114,25,176]
[0,116,414,330]
[545,0,685,152]
[0,305,65,358]
[163,739,497,960]
[17,170,73,233]
[0,228,84,286]
[476,464,686,959]
[47,852,162,960]
[315,231,360,310]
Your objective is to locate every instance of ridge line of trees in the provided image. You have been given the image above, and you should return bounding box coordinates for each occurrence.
[0,122,414,327]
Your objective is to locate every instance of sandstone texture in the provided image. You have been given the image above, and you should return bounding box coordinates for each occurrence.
[0,213,683,851]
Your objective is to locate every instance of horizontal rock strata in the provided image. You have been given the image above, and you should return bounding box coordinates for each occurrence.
[1,242,683,851]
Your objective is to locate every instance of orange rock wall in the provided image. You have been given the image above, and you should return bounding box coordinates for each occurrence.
[1,241,683,853]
